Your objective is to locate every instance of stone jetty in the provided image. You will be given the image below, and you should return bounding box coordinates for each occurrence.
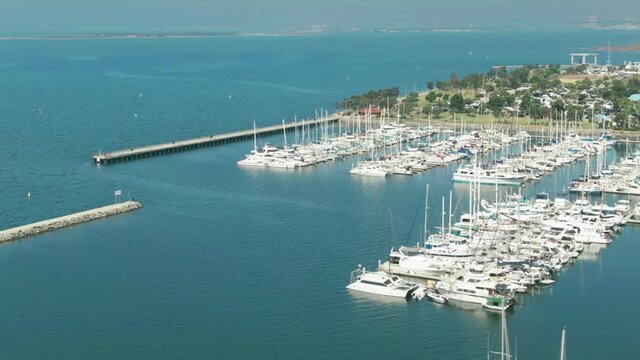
[0,201,143,243]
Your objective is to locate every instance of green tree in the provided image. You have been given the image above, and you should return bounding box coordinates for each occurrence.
[491,66,508,79]
[529,102,546,120]
[530,71,547,90]
[552,99,565,113]
[487,91,514,117]
[511,68,530,84]
[451,72,460,88]
[509,76,522,89]
[611,80,628,98]
[520,92,533,114]
[548,78,562,89]
[613,97,635,128]
[449,93,465,113]
[425,91,439,102]
[577,77,592,91]
[627,78,640,94]
[427,81,434,91]
[462,73,485,89]
[436,80,451,91]
[406,92,419,102]
[573,64,588,74]
[566,105,582,121]
[341,87,400,110]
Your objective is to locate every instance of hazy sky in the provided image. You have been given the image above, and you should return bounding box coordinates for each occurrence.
[2,0,639,32]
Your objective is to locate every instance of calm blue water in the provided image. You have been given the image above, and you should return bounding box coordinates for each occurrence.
[1,30,639,359]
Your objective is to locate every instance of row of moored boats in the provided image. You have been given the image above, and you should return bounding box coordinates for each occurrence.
[347,184,635,311]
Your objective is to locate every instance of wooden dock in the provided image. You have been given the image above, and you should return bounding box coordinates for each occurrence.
[92,117,340,165]
[0,201,143,243]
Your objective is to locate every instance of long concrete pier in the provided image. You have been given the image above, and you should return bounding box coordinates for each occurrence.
[0,201,143,243]
[92,117,340,165]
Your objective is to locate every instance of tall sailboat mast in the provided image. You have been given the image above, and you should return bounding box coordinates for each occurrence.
[559,326,567,360]
[441,196,446,237]
[424,184,430,243]
[282,119,288,148]
[253,121,257,151]
[448,190,453,234]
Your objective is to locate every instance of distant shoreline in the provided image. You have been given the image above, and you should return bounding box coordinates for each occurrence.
[0,32,307,41]
[587,44,640,52]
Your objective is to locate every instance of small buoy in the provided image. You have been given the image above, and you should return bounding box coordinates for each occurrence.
[134,113,138,118]
[139,92,144,98]
[228,94,232,99]
[27,192,31,199]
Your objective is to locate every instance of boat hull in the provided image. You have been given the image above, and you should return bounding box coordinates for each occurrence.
[453,175,524,186]
[346,282,417,299]
[379,261,447,281]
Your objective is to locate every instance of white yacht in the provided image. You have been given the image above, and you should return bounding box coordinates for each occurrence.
[614,199,632,215]
[267,157,300,169]
[435,272,515,307]
[533,192,553,209]
[452,164,526,186]
[346,266,425,300]
[560,219,611,244]
[424,235,475,258]
[349,163,388,177]
[237,123,277,167]
[554,197,572,210]
[569,182,603,195]
[237,151,273,167]
[379,247,449,280]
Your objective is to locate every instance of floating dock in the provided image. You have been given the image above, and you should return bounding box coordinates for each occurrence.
[0,201,143,243]
[604,188,640,196]
[624,212,640,226]
[92,117,340,165]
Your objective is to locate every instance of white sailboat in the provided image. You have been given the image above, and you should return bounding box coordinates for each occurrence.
[560,326,567,360]
[237,121,273,167]
[487,309,513,360]
[453,153,526,186]
[349,131,388,177]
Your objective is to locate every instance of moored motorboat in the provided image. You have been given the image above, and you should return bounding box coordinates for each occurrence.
[435,272,515,308]
[346,266,425,300]
[614,199,632,215]
[539,278,556,285]
[425,288,448,304]
[483,296,513,311]
[452,164,526,186]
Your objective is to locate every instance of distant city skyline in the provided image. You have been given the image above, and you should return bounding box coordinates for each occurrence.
[1,0,639,32]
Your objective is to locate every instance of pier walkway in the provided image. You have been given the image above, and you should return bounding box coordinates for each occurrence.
[92,117,340,165]
[625,213,640,226]
[0,201,143,243]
